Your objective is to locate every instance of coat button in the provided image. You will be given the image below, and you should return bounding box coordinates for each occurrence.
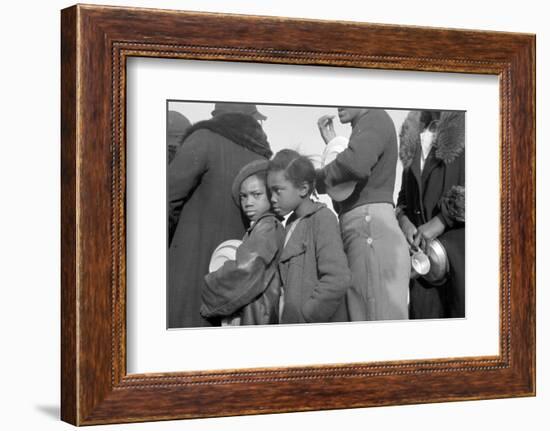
[365,215,372,222]
[366,237,373,245]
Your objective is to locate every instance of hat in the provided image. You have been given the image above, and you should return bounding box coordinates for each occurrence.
[211,102,267,121]
[167,111,191,136]
[231,159,269,206]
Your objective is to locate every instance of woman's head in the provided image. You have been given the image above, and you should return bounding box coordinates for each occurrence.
[419,110,441,131]
[267,149,316,217]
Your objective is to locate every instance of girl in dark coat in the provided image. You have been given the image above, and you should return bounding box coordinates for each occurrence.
[397,110,465,318]
[200,160,285,325]
[267,150,351,324]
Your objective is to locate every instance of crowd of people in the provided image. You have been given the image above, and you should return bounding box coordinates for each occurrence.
[167,102,465,328]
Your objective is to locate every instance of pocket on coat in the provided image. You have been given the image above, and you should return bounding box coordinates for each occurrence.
[280,242,307,266]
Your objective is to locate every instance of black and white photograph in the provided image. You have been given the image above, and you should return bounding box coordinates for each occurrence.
[166,101,465,329]
[3,0,544,428]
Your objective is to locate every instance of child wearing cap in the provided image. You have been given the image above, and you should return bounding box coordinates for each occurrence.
[201,159,285,325]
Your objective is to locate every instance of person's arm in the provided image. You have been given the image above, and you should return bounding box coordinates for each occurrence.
[301,210,351,323]
[201,219,282,318]
[396,168,408,215]
[396,169,417,246]
[316,135,350,195]
[436,185,465,228]
[414,152,465,247]
[435,151,465,229]
[167,131,209,241]
[315,168,328,195]
[322,128,385,186]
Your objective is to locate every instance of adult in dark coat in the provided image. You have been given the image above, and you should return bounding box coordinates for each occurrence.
[397,110,465,319]
[168,103,271,328]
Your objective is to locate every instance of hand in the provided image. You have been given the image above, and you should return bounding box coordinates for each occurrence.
[398,215,417,246]
[413,217,445,250]
[317,114,336,145]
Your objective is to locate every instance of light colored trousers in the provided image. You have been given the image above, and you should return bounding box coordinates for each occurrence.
[340,203,410,321]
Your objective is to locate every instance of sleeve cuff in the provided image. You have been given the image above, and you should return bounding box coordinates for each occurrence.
[321,136,349,167]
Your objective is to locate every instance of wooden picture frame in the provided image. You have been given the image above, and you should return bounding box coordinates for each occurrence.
[61,4,535,425]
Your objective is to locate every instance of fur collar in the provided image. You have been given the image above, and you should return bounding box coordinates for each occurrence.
[399,111,465,169]
[182,112,272,159]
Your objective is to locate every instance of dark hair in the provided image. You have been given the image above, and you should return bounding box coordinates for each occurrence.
[268,149,316,196]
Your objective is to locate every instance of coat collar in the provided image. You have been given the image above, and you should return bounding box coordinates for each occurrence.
[279,201,326,263]
[407,137,443,190]
[406,133,442,195]
[410,137,422,189]
[421,147,441,188]
[433,111,465,164]
[399,111,465,169]
[182,113,273,159]
[285,201,326,225]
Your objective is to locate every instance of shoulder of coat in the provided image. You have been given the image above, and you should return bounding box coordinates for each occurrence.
[252,213,283,233]
[434,111,465,164]
[311,205,338,230]
[398,111,422,169]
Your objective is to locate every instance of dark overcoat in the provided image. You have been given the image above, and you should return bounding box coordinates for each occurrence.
[168,114,271,328]
[397,111,466,318]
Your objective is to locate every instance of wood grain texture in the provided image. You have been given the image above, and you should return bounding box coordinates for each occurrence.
[60,5,78,425]
[60,4,536,425]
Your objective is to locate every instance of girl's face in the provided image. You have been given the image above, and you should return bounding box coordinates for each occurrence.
[239,175,271,222]
[267,170,306,217]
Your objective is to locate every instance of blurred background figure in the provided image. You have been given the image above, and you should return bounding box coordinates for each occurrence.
[167,110,191,164]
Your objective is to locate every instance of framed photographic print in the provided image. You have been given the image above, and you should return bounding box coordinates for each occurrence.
[61,4,535,425]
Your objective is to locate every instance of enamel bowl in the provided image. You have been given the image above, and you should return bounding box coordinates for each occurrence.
[422,238,450,285]
[208,239,243,272]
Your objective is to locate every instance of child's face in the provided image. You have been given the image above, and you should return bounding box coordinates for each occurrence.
[239,175,271,222]
[267,170,305,217]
